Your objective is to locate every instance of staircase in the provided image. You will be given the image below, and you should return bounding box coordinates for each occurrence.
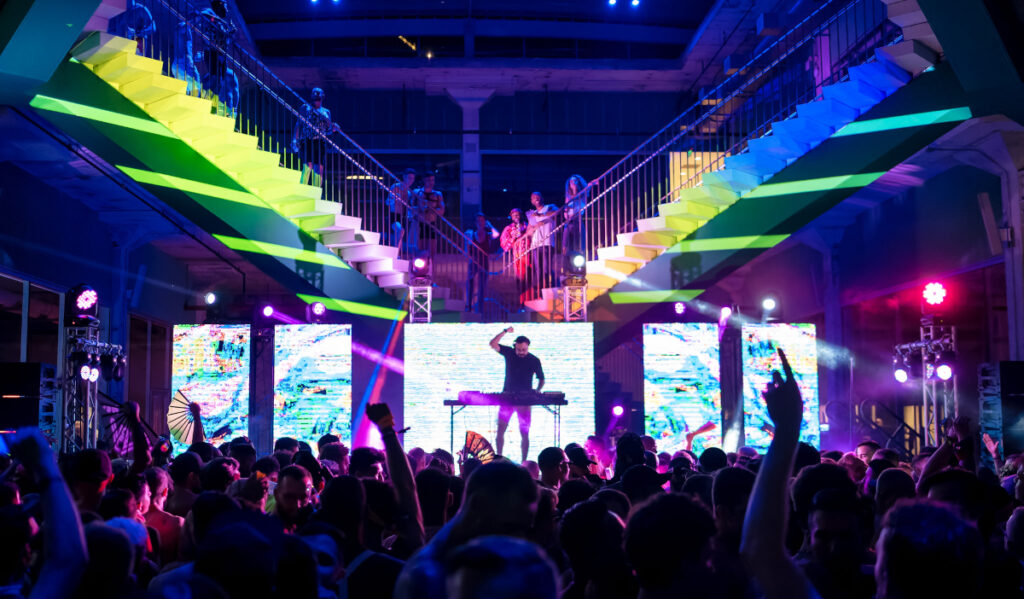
[515,0,957,317]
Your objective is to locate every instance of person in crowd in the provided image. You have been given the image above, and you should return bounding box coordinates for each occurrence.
[415,171,445,256]
[192,0,239,117]
[444,535,560,599]
[464,212,500,314]
[537,447,570,490]
[350,447,387,480]
[228,443,257,477]
[525,191,560,293]
[144,468,184,565]
[291,87,342,187]
[561,174,588,256]
[165,451,202,517]
[416,467,452,542]
[855,440,881,464]
[500,207,531,309]
[274,465,313,533]
[388,168,418,249]
[319,442,350,476]
[66,447,113,515]
[560,499,637,598]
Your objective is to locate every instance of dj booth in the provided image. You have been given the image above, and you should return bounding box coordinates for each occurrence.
[443,390,567,455]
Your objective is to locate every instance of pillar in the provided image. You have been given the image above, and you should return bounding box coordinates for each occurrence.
[445,87,494,226]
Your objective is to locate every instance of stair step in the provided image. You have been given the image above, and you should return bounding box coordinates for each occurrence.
[299,213,362,233]
[147,93,214,123]
[597,245,659,263]
[659,199,719,220]
[796,98,861,130]
[822,80,886,113]
[676,185,738,208]
[586,273,621,290]
[216,149,281,172]
[320,229,380,248]
[190,131,258,157]
[256,179,321,203]
[723,152,787,178]
[875,41,937,76]
[617,231,680,249]
[525,298,551,313]
[237,165,300,188]
[119,72,186,105]
[91,51,162,85]
[849,61,911,95]
[771,118,834,146]
[885,0,928,28]
[341,244,399,263]
[376,272,408,289]
[173,113,236,141]
[361,258,409,277]
[592,258,639,276]
[747,133,809,161]
[637,215,700,234]
[702,169,762,195]
[276,198,339,218]
[72,32,137,66]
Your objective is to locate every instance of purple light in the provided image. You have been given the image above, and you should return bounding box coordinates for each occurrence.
[936,364,953,381]
[262,305,274,318]
[413,257,427,269]
[76,288,98,311]
[611,405,625,417]
[311,302,327,316]
[923,282,946,305]
[79,365,91,380]
[674,302,686,315]
[719,306,732,325]
[894,368,909,383]
[88,367,100,383]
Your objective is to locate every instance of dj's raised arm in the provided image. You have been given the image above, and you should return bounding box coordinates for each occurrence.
[490,326,514,352]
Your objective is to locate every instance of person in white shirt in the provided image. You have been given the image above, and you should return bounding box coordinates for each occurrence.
[526,191,560,293]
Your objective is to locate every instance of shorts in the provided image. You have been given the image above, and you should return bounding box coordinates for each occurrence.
[300,138,327,165]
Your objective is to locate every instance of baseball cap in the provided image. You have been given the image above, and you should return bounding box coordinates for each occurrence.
[565,446,596,469]
[70,449,112,484]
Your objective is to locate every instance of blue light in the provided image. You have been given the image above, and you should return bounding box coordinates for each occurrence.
[608,0,616,5]
[631,0,639,5]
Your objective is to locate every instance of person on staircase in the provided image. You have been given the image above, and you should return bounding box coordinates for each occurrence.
[526,191,560,298]
[388,168,418,251]
[414,172,446,257]
[291,87,342,188]
[464,213,500,314]
[192,0,239,117]
[500,208,531,311]
[561,175,589,259]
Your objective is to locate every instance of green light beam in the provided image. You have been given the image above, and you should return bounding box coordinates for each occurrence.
[30,94,175,138]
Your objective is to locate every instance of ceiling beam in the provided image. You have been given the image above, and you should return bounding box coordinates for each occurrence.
[247,17,693,46]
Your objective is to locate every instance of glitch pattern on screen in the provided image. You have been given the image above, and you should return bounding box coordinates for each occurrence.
[274,325,353,451]
[643,323,722,455]
[404,323,595,463]
[742,323,819,451]
[172,324,250,450]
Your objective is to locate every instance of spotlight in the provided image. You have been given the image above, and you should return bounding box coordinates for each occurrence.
[66,284,100,326]
[262,305,274,318]
[923,282,946,306]
[631,0,639,6]
[79,365,91,380]
[674,302,686,315]
[88,367,100,383]
[719,306,732,326]
[306,301,328,323]
[935,350,955,381]
[893,355,909,383]
[608,0,616,5]
[88,353,101,369]
[204,292,217,305]
[411,253,431,280]
[762,297,777,312]
[113,356,126,382]
[611,404,625,417]
[566,251,587,277]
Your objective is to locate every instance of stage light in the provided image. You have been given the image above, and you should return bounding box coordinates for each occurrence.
[923,282,946,305]
[936,350,955,381]
[612,405,625,417]
[88,367,100,383]
[79,365,91,380]
[674,302,686,315]
[762,297,777,312]
[631,0,639,6]
[311,302,326,317]
[204,292,217,305]
[608,0,616,5]
[566,251,587,277]
[719,306,732,326]
[411,253,431,280]
[89,353,101,369]
[66,284,100,326]
[893,355,909,383]
[76,289,98,311]
[113,357,126,382]
[262,305,274,318]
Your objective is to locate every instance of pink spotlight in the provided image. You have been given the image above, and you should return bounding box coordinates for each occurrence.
[719,306,732,324]
[76,288,98,311]
[611,405,625,417]
[262,305,274,318]
[923,282,946,305]
[413,257,427,269]
[936,364,953,381]
[674,302,686,315]
[79,365,91,380]
[311,302,327,316]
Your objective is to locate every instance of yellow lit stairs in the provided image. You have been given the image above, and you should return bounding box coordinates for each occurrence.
[72,32,410,291]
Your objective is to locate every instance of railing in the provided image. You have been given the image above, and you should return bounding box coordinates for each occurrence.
[490,0,900,313]
[107,0,486,302]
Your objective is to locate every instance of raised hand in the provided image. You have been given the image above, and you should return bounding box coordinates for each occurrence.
[505,326,514,333]
[188,401,202,418]
[982,432,1000,458]
[762,349,803,437]
[122,400,141,423]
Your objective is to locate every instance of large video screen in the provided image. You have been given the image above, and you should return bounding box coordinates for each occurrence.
[172,324,250,450]
[643,323,721,456]
[742,323,819,451]
[274,324,353,450]
[404,323,595,463]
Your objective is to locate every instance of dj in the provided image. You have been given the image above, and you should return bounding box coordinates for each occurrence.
[489,327,545,462]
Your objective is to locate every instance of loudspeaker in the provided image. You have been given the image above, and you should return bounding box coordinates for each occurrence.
[0,397,41,432]
[1001,361,1024,454]
[0,362,57,396]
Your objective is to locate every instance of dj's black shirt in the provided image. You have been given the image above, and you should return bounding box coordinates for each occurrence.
[498,345,544,391]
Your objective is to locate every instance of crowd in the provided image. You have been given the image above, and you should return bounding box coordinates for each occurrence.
[1,349,1020,598]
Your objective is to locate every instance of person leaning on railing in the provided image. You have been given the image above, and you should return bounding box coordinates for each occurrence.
[414,172,445,256]
[526,191,560,294]
[387,169,417,250]
[500,208,531,310]
[561,174,588,257]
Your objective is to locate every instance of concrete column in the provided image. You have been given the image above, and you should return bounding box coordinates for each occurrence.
[445,87,494,226]
[806,228,850,447]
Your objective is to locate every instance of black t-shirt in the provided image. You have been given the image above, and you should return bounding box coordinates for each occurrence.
[498,345,544,391]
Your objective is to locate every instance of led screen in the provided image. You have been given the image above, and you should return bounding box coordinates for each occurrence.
[171,324,250,450]
[404,323,594,462]
[643,323,721,455]
[742,323,819,451]
[273,324,353,450]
